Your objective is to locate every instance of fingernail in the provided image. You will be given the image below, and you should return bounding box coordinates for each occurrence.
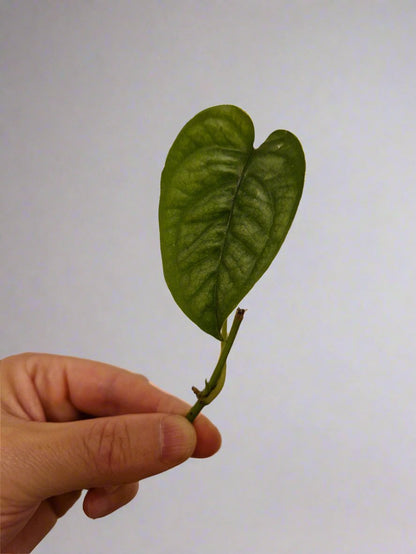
[160,415,196,463]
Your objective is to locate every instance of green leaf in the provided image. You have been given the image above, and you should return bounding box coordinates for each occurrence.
[159,105,305,340]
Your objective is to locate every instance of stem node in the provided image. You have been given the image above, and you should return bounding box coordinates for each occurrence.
[185,308,245,423]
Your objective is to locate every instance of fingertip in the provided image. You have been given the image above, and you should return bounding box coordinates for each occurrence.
[160,415,197,464]
[83,482,139,519]
[192,415,222,458]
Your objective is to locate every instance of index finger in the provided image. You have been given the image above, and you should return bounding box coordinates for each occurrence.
[4,353,221,458]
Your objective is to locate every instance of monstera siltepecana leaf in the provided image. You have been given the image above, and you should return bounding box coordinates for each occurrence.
[159,105,305,341]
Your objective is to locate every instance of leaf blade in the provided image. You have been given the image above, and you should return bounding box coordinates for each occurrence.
[159,106,305,339]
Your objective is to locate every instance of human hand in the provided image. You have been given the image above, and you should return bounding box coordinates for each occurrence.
[0,353,221,553]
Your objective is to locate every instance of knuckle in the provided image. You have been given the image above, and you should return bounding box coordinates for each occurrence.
[83,418,133,478]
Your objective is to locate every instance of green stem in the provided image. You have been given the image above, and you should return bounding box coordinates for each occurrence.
[185,308,246,423]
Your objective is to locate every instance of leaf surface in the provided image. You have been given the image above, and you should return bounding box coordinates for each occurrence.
[159,105,305,340]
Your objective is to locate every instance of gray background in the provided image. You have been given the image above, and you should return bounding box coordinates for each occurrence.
[1,1,416,553]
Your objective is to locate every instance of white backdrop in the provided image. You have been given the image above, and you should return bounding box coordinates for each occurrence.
[2,1,416,553]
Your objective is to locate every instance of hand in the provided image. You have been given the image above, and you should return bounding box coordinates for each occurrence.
[0,353,221,553]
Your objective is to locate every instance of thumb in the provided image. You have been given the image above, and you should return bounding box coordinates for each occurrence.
[32,413,196,497]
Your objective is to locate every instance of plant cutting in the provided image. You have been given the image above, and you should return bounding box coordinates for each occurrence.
[159,105,305,422]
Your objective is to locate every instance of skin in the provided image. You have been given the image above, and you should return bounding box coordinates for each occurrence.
[0,353,222,553]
